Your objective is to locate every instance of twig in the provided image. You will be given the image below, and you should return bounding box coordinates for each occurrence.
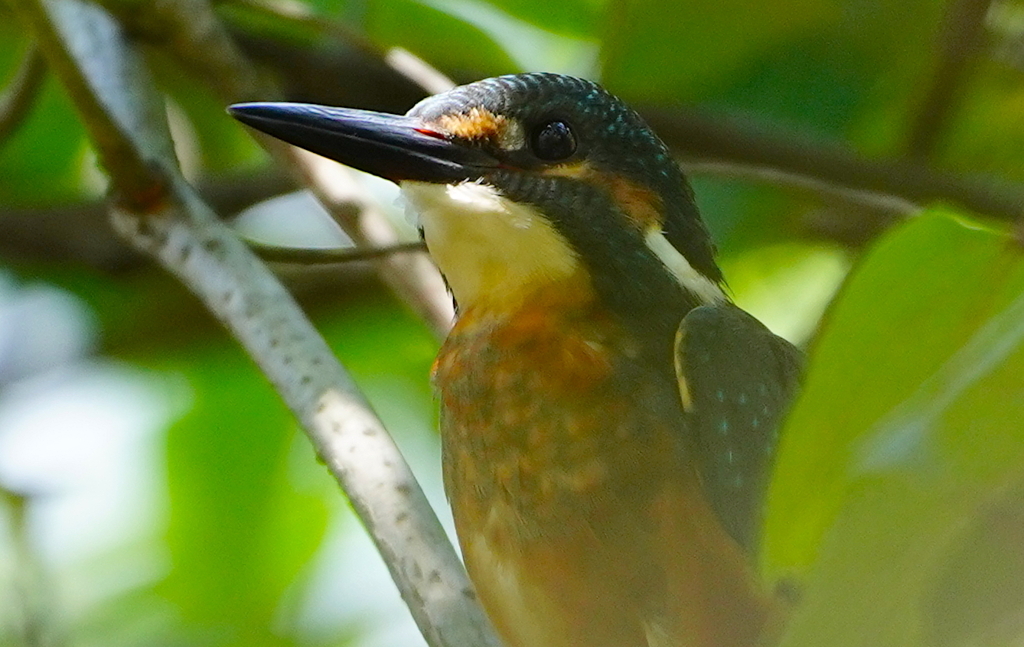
[681,159,921,216]
[220,0,455,94]
[96,0,455,338]
[0,169,295,269]
[643,107,1024,226]
[210,30,1024,229]
[0,46,47,148]
[0,488,60,647]
[905,0,994,159]
[250,239,428,264]
[384,47,456,95]
[13,1,498,646]
[286,147,454,335]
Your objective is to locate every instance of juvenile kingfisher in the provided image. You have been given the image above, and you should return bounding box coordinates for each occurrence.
[230,73,802,647]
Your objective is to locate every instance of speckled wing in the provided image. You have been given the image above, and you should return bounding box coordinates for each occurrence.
[674,304,802,553]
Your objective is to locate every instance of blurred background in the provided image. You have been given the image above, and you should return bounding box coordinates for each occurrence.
[2,0,1024,645]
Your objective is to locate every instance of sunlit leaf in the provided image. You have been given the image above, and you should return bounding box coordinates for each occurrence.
[721,242,849,345]
[764,211,1024,647]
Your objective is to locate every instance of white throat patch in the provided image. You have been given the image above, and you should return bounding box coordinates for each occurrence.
[401,181,581,309]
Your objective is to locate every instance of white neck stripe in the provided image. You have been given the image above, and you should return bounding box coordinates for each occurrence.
[644,229,725,304]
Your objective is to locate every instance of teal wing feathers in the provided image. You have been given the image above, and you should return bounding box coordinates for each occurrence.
[674,304,803,553]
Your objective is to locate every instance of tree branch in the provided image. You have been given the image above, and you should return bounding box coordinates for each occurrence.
[13,1,498,645]
[96,0,455,338]
[0,488,61,647]
[904,0,994,159]
[0,46,47,148]
[250,239,427,265]
[680,160,920,216]
[213,25,1024,229]
[0,169,295,269]
[221,0,455,94]
[645,107,1024,225]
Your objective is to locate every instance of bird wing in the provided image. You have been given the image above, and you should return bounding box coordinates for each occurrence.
[674,303,802,553]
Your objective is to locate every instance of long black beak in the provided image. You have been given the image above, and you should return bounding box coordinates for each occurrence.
[228,102,498,183]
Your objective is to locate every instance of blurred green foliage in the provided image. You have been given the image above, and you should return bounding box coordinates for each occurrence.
[767,212,1024,647]
[2,0,1024,645]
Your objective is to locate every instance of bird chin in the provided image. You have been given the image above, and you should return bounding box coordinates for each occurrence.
[399,180,582,313]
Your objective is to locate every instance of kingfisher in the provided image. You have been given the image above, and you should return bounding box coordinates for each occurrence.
[230,73,802,647]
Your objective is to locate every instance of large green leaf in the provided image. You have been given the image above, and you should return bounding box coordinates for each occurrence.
[763,211,1024,647]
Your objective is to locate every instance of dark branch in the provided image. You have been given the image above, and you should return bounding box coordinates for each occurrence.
[13,2,496,644]
[251,240,428,265]
[644,107,1024,224]
[225,26,1024,228]
[0,170,295,269]
[0,47,47,148]
[221,0,454,94]
[904,0,994,159]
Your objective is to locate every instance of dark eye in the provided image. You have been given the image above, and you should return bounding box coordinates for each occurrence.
[530,120,576,161]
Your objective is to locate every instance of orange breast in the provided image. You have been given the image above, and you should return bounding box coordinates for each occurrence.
[433,294,778,647]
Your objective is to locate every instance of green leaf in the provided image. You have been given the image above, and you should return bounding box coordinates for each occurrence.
[763,211,1024,647]
[721,241,849,345]
[600,0,833,104]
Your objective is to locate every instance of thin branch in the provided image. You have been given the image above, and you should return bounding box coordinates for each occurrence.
[212,29,1024,229]
[0,46,47,148]
[905,0,994,159]
[0,156,917,271]
[384,47,457,95]
[0,169,295,269]
[0,488,61,647]
[226,28,431,110]
[643,107,1024,225]
[250,239,428,264]
[14,2,498,646]
[286,147,454,335]
[221,0,455,94]
[11,0,171,205]
[97,0,455,338]
[681,159,921,216]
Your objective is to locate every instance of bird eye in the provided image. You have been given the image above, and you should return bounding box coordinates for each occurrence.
[530,120,576,161]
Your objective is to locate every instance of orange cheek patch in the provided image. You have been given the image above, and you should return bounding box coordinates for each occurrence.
[436,107,510,143]
[545,162,665,231]
[605,174,664,230]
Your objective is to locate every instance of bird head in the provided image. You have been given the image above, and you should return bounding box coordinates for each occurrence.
[230,73,725,338]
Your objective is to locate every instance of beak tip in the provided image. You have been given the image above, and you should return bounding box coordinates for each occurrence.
[227,102,272,127]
